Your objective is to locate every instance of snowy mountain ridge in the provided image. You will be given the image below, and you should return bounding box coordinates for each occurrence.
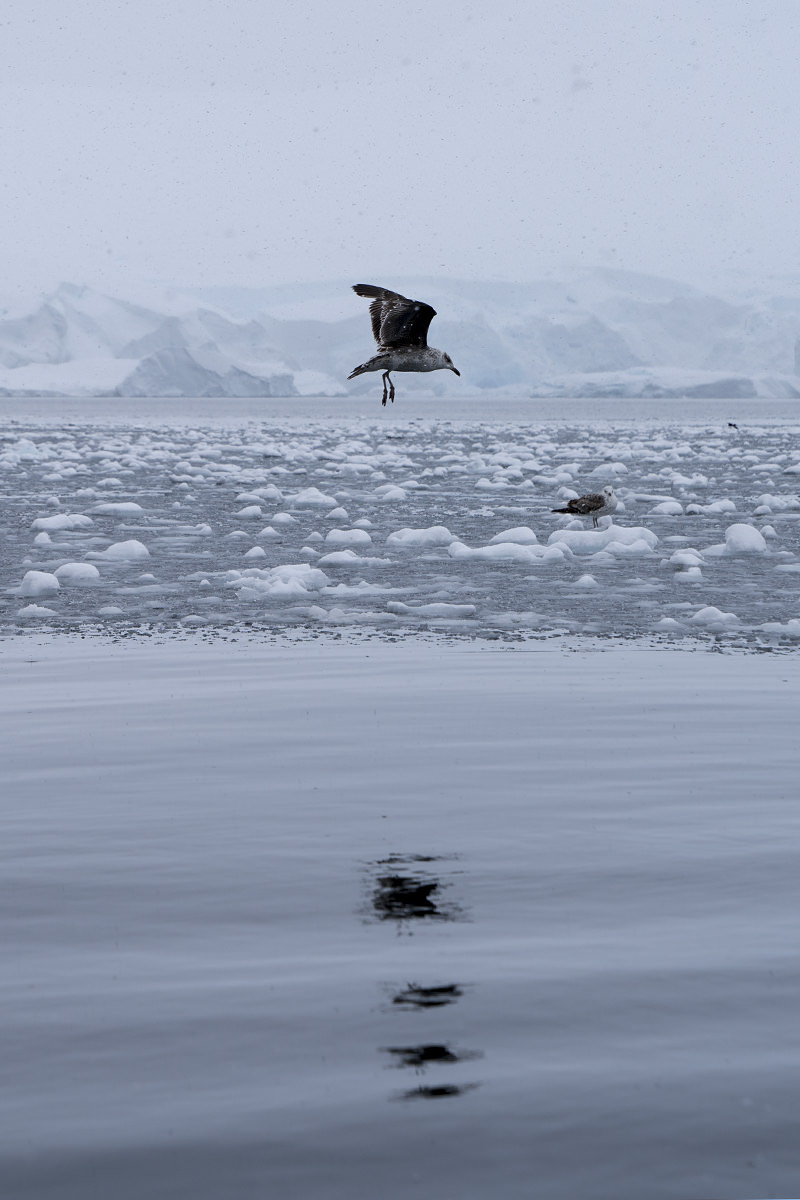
[0,270,799,399]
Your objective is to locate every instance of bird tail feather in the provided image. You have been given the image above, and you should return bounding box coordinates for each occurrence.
[348,360,373,380]
[551,507,569,514]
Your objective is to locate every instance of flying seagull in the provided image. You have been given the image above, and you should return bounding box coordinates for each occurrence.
[348,284,460,405]
[552,485,618,528]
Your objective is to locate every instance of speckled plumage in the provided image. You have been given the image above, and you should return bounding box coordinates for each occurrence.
[552,485,618,528]
[348,284,460,405]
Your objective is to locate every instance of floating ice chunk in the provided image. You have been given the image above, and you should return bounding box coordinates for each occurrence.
[667,548,704,570]
[588,462,628,477]
[386,602,477,618]
[489,526,538,545]
[756,493,800,512]
[724,523,767,554]
[271,512,298,526]
[761,525,778,539]
[325,528,372,546]
[97,606,124,616]
[19,570,60,596]
[690,605,740,629]
[449,540,531,563]
[181,615,208,625]
[574,574,599,588]
[475,477,509,490]
[352,518,373,528]
[33,531,52,545]
[649,500,684,515]
[654,617,685,631]
[257,526,282,540]
[373,485,408,501]
[386,526,456,547]
[17,603,57,618]
[90,502,144,515]
[89,539,151,561]
[235,505,263,519]
[759,619,800,637]
[31,513,94,532]
[685,499,736,515]
[318,549,360,565]
[226,563,330,600]
[305,532,323,543]
[288,605,328,620]
[238,484,284,502]
[291,487,338,508]
[243,546,267,559]
[548,524,658,556]
[54,562,101,584]
[326,507,349,520]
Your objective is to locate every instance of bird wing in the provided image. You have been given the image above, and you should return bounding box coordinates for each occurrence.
[352,284,436,349]
[568,493,604,514]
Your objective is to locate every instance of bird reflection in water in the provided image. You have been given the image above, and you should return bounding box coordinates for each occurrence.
[367,854,467,925]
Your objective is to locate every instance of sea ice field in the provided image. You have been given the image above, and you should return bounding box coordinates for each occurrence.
[3,397,800,1200]
[3,395,800,644]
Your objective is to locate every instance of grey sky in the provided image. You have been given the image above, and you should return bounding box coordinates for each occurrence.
[2,0,799,297]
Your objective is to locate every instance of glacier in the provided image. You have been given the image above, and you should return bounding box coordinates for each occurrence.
[1,269,799,399]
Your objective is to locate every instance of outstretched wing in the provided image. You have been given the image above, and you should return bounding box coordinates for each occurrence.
[352,284,437,349]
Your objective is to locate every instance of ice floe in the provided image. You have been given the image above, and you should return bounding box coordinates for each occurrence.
[3,406,800,640]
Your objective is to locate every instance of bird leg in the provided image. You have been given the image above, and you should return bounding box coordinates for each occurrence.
[592,516,599,528]
[388,374,395,403]
[381,371,390,406]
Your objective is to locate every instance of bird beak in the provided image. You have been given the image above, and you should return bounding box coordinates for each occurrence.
[450,367,460,376]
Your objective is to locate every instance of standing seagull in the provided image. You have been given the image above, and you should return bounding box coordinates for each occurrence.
[348,284,460,405]
[552,485,618,528]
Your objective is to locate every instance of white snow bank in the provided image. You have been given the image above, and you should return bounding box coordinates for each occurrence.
[385,526,456,547]
[30,513,94,532]
[18,570,60,596]
[54,562,101,584]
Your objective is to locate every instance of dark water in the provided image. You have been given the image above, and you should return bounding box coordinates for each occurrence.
[2,639,800,1198]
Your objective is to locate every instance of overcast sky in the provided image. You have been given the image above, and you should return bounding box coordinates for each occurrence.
[2,0,799,297]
